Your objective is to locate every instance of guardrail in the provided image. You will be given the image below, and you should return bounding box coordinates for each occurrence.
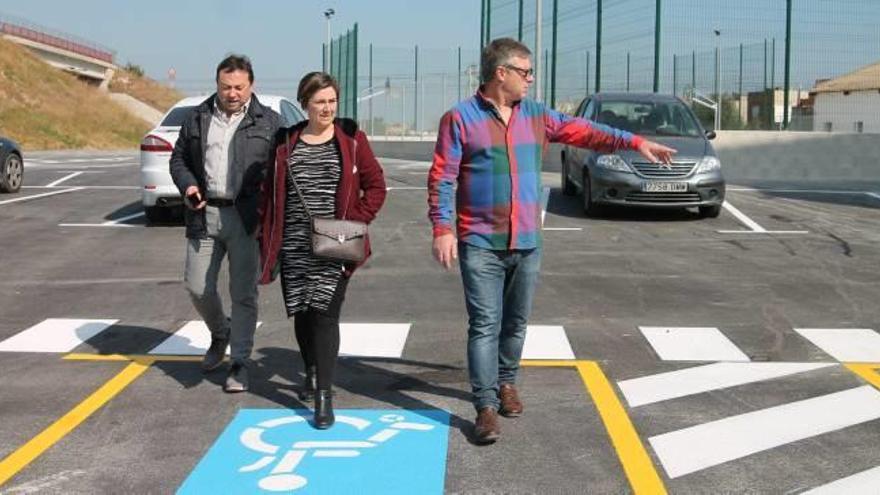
[0,14,114,64]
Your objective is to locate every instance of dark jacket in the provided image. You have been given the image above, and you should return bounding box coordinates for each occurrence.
[169,94,282,239]
[258,118,387,284]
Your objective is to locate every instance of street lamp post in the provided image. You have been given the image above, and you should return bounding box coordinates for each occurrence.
[324,8,335,73]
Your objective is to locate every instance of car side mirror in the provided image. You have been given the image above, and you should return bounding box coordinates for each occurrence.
[705,130,717,140]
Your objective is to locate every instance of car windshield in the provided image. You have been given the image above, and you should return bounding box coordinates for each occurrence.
[160,106,196,127]
[595,100,702,137]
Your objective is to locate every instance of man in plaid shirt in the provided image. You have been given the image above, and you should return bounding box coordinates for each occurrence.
[428,38,675,444]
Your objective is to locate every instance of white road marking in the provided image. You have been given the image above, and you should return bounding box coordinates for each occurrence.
[148,321,263,355]
[0,187,84,205]
[522,325,576,360]
[541,186,550,226]
[543,227,584,231]
[0,319,118,353]
[721,200,766,232]
[639,326,750,362]
[866,192,880,202]
[618,362,836,407]
[45,172,84,187]
[794,328,880,362]
[649,385,880,478]
[59,211,147,228]
[339,323,411,358]
[718,200,808,235]
[801,465,880,494]
[386,186,425,191]
[24,185,139,190]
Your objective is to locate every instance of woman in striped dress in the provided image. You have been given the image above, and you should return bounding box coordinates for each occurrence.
[258,72,387,429]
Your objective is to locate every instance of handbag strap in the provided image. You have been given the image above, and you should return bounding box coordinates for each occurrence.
[287,132,352,221]
[287,166,314,220]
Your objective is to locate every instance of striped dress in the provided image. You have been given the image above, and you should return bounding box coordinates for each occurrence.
[280,137,344,316]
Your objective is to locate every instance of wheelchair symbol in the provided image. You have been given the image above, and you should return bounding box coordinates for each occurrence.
[238,413,436,492]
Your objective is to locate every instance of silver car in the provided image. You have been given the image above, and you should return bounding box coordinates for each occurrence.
[561,93,725,218]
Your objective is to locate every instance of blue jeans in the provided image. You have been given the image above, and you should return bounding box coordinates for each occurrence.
[459,242,542,411]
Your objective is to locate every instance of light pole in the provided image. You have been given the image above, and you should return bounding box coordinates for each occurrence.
[324,8,335,73]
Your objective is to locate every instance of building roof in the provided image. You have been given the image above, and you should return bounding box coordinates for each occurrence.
[814,61,880,93]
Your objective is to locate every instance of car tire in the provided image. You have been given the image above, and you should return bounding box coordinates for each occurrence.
[582,170,599,217]
[0,152,23,193]
[699,204,722,218]
[561,154,576,196]
[144,206,167,224]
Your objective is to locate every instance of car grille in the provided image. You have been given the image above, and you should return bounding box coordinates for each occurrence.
[632,161,696,178]
[625,192,702,203]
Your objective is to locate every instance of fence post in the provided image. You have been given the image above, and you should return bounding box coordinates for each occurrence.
[550,0,558,108]
[369,42,373,135]
[518,0,524,41]
[322,43,326,72]
[414,45,419,133]
[738,42,743,123]
[673,54,677,96]
[480,0,486,48]
[783,0,792,129]
[692,50,696,89]
[585,49,590,96]
[486,0,492,43]
[653,0,661,92]
[458,46,462,101]
[353,24,359,122]
[771,37,776,129]
[595,0,602,93]
[626,52,631,92]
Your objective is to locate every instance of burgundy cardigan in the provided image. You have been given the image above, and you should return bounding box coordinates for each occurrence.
[257,119,387,285]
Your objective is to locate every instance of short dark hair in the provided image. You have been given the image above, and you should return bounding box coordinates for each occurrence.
[216,54,254,83]
[480,38,532,83]
[297,71,339,107]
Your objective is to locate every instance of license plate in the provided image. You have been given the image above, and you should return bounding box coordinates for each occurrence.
[642,181,688,192]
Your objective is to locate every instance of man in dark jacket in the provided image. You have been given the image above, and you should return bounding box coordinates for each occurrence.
[169,54,282,392]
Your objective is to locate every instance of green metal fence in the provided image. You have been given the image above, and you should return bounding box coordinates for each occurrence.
[485,0,880,132]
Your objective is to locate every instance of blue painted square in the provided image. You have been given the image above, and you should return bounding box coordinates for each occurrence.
[179,409,450,494]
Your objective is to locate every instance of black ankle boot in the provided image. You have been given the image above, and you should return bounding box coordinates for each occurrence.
[299,366,317,402]
[314,390,334,429]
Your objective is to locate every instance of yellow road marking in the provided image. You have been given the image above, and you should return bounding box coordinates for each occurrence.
[522,360,666,494]
[844,363,880,389]
[0,359,152,486]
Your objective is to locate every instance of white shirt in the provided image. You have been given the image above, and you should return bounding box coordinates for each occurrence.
[204,97,250,199]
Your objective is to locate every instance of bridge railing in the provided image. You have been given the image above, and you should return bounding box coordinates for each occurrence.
[0,13,115,64]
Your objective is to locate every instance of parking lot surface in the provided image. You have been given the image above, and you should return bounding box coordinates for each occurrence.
[2,150,880,493]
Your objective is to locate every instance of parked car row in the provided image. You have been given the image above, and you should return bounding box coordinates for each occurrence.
[139,94,305,223]
[0,136,23,194]
[561,92,725,218]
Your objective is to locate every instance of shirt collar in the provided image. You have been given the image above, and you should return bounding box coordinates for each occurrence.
[213,96,251,119]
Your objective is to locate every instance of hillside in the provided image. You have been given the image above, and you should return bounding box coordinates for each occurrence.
[0,38,151,149]
[110,67,183,113]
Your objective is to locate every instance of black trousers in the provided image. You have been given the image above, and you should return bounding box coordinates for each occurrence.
[293,277,348,391]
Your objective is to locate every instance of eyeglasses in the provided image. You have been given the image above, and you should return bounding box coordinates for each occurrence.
[503,65,534,79]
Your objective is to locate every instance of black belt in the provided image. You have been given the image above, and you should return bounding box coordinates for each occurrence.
[206,198,235,207]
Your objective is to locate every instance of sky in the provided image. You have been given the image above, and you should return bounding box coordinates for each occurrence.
[0,0,482,95]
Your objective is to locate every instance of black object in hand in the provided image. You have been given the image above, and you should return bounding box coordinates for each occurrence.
[187,191,201,204]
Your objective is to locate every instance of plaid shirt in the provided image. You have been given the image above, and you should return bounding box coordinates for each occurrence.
[428,91,644,250]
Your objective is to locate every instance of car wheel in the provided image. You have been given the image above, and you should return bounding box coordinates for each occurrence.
[144,206,167,224]
[560,154,576,196]
[0,152,23,193]
[699,204,722,218]
[582,170,599,217]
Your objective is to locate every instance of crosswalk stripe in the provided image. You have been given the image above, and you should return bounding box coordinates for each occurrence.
[522,325,575,360]
[794,328,880,362]
[648,385,880,479]
[618,362,836,407]
[639,326,751,362]
[801,465,880,494]
[0,319,118,353]
[147,321,262,356]
[339,323,411,358]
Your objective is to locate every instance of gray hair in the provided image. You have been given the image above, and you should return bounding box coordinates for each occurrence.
[480,38,532,83]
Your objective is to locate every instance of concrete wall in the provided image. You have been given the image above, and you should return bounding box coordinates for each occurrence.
[371,130,880,183]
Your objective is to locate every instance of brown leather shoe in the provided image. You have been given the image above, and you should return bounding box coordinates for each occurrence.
[473,407,501,444]
[499,383,523,417]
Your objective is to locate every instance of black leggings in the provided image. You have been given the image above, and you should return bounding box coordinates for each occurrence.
[293,277,348,390]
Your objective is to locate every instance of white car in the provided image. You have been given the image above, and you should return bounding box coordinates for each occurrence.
[139,94,304,223]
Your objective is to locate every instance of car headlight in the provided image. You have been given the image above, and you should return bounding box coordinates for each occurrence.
[595,154,632,173]
[695,156,721,174]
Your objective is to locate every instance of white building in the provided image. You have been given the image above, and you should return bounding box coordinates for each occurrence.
[813,61,880,134]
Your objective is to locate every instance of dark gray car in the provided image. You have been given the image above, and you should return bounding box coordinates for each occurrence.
[0,136,23,194]
[561,93,724,218]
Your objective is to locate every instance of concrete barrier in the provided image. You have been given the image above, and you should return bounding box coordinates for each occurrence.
[370,131,880,183]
